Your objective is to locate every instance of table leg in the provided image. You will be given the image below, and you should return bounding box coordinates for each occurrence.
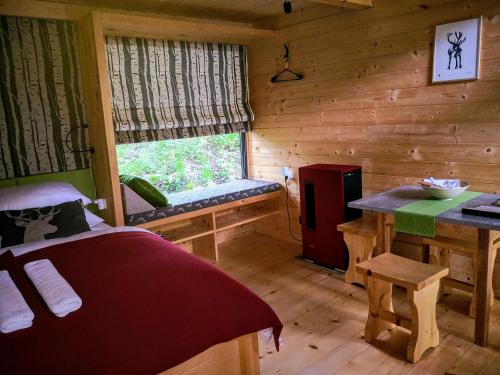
[384,214,395,254]
[474,228,493,346]
[377,213,386,255]
[376,213,394,255]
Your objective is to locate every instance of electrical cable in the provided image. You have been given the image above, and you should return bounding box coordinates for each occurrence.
[65,124,95,154]
[284,176,301,242]
[88,166,98,202]
[65,124,98,202]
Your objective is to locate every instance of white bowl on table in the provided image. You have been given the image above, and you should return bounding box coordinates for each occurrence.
[419,180,470,200]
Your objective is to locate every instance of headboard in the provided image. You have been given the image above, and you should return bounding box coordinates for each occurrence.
[0,169,96,200]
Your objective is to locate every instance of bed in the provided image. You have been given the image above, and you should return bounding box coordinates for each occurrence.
[0,184,282,375]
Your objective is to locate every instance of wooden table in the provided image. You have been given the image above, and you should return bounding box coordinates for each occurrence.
[349,185,500,347]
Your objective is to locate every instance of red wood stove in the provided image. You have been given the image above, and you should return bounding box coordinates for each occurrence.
[299,164,363,271]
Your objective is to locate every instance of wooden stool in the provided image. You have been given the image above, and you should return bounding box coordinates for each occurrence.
[337,216,377,285]
[424,236,498,318]
[356,253,449,363]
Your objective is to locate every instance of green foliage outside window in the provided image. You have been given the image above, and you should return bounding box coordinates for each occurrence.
[116,133,242,194]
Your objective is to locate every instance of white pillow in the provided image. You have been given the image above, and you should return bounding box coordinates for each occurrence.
[84,209,105,228]
[0,182,93,211]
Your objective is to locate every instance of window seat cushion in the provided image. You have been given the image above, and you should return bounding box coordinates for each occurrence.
[125,179,281,226]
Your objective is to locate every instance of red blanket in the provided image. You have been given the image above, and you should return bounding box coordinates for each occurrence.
[0,232,282,374]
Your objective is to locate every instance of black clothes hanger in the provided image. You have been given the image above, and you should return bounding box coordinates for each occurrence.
[270,44,304,83]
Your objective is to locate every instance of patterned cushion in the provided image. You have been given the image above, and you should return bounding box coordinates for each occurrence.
[0,200,90,248]
[125,179,281,226]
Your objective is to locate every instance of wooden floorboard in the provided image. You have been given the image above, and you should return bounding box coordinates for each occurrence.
[216,233,500,375]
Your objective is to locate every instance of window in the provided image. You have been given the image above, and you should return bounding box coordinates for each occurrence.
[116,133,244,195]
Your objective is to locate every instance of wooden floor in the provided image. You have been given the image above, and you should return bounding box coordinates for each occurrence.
[216,233,500,375]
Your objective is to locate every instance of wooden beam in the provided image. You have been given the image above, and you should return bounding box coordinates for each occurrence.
[305,0,374,9]
[76,11,124,226]
[379,309,412,331]
[101,12,274,44]
[0,1,274,44]
[0,0,88,20]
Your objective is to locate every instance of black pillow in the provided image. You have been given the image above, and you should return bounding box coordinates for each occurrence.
[0,200,90,248]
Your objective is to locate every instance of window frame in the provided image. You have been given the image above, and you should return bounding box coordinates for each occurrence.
[240,132,249,179]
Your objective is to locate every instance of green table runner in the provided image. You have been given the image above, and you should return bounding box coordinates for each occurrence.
[395,191,481,237]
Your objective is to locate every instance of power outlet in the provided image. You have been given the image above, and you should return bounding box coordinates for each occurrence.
[94,198,107,210]
[280,167,294,180]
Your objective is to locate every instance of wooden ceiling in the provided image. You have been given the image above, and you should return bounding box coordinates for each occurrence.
[42,0,310,24]
[42,0,372,25]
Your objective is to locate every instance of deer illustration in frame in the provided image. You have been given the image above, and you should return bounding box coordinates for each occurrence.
[432,17,482,83]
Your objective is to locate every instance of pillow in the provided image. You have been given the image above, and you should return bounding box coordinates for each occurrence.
[0,200,90,248]
[0,182,92,211]
[84,209,105,227]
[119,175,168,207]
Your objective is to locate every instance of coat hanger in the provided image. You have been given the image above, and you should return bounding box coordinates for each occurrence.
[270,44,304,83]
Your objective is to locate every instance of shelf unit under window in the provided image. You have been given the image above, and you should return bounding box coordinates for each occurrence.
[136,191,280,262]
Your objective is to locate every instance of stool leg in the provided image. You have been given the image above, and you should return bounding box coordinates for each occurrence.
[407,282,440,363]
[364,275,394,343]
[470,247,497,319]
[344,233,376,285]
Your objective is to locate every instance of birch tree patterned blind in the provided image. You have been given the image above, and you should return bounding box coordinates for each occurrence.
[0,16,90,180]
[105,37,253,144]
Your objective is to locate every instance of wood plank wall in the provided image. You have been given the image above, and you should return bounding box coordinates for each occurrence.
[248,0,500,243]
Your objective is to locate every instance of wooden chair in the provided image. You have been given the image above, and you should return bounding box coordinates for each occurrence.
[337,216,377,285]
[423,236,498,318]
[356,253,449,363]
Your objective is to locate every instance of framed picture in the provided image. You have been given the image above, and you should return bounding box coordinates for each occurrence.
[432,17,482,83]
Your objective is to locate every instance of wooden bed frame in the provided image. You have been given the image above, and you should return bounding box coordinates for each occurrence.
[161,332,260,375]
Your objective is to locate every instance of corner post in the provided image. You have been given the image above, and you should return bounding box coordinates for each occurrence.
[76,11,123,226]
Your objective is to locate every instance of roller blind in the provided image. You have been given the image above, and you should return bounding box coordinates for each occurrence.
[105,37,253,144]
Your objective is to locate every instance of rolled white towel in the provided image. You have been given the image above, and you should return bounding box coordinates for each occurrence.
[24,259,82,318]
[0,270,34,333]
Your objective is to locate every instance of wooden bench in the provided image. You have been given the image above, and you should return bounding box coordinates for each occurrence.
[337,216,377,285]
[356,253,449,363]
[424,236,499,318]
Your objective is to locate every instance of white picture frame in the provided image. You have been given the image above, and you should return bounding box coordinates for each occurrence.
[432,17,482,83]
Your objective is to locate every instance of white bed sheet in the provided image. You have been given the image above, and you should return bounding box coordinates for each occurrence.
[90,222,112,231]
[1,226,149,257]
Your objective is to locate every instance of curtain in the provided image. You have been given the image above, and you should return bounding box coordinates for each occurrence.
[105,37,253,144]
[0,16,90,180]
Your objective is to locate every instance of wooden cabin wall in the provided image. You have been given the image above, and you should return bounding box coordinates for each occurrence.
[248,0,500,243]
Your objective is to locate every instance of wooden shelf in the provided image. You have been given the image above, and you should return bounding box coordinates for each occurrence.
[136,191,280,230]
[215,206,279,232]
[159,225,214,244]
[140,191,280,262]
